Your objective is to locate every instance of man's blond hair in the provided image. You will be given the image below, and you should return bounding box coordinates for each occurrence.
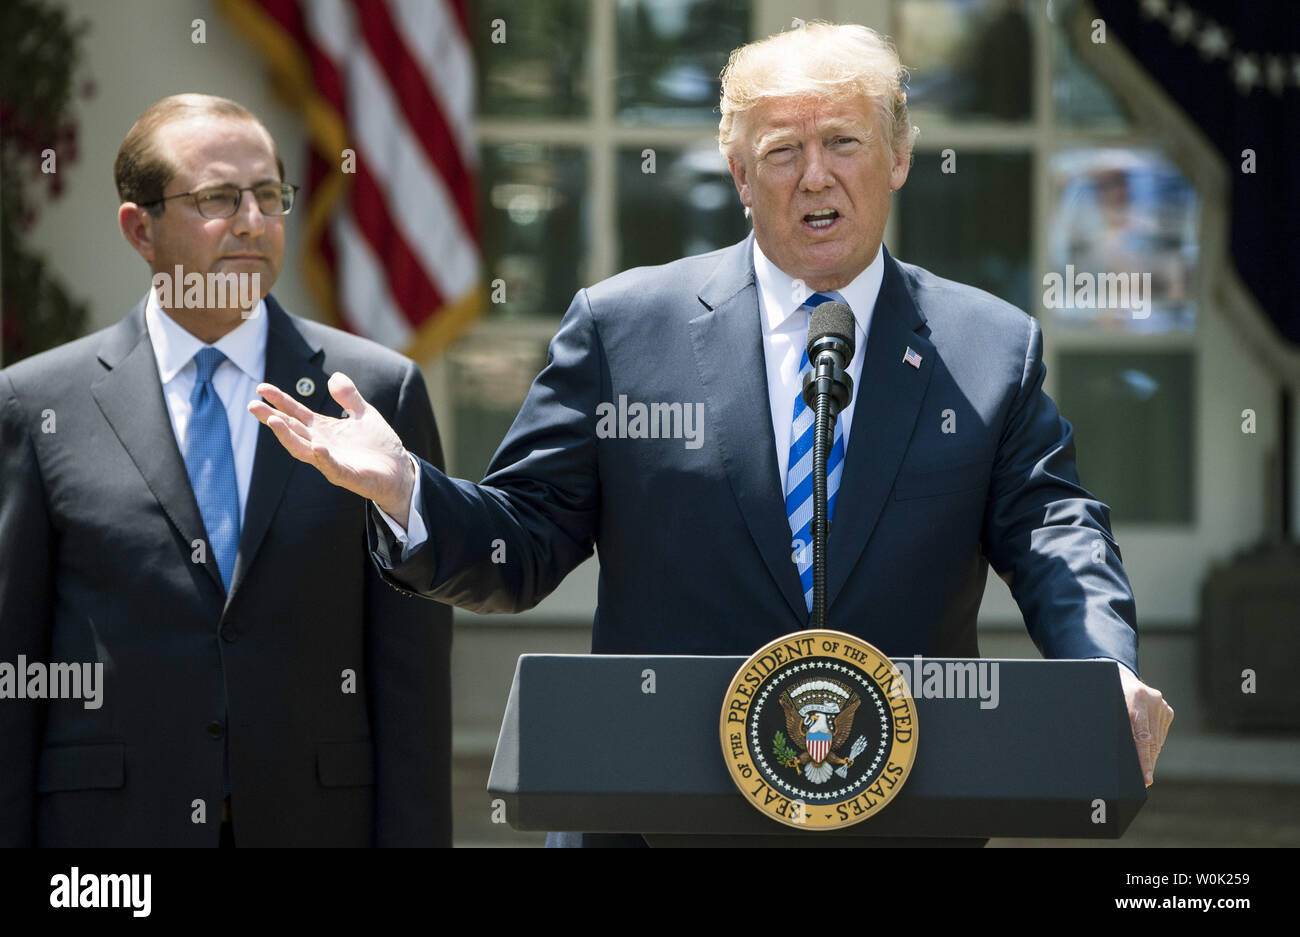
[718,22,916,161]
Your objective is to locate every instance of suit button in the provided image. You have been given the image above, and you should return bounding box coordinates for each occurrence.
[220,625,238,643]
[207,721,225,740]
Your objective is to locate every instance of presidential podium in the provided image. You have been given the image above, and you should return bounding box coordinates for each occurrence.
[486,655,1146,846]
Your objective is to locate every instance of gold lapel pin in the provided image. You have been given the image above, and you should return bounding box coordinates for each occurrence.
[295,377,315,396]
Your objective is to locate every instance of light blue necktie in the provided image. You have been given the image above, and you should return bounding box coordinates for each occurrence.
[786,292,848,613]
[184,347,240,592]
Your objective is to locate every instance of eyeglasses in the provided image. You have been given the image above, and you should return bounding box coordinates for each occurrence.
[144,183,299,218]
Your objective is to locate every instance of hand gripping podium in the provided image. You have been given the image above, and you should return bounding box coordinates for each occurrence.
[487,655,1146,846]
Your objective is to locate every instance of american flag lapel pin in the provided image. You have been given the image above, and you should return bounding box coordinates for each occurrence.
[903,346,922,369]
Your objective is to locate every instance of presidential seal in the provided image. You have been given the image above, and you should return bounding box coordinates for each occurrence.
[719,630,918,830]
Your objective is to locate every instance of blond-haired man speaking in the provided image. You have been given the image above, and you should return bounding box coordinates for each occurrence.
[252,24,1173,846]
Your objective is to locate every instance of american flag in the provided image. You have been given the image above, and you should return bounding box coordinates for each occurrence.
[903,346,922,369]
[220,0,482,357]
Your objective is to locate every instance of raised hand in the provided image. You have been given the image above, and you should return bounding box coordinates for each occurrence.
[248,372,417,528]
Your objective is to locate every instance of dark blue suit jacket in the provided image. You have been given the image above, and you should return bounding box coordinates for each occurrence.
[372,236,1138,673]
[0,296,452,846]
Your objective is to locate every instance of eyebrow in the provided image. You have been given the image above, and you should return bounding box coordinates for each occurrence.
[818,118,873,138]
[755,129,800,151]
[754,120,873,153]
[195,177,282,189]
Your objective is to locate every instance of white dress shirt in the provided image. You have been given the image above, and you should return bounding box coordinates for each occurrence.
[146,289,266,525]
[754,240,884,493]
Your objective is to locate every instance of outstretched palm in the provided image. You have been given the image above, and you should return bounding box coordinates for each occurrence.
[248,372,415,525]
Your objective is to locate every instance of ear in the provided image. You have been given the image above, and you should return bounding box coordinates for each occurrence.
[888,146,911,192]
[118,202,157,262]
[726,153,753,210]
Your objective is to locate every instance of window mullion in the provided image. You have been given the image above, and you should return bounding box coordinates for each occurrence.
[1035,0,1056,399]
[590,0,618,285]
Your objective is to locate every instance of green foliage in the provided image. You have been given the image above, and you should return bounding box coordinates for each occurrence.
[0,0,91,364]
[772,730,799,766]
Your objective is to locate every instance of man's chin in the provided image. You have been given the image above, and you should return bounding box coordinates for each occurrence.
[211,260,277,291]
[789,257,857,293]
[213,257,272,273]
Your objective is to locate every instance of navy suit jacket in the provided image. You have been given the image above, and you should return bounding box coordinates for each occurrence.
[372,237,1138,672]
[0,295,452,846]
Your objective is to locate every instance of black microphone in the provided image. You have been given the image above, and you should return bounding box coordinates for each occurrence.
[800,301,855,415]
[799,300,855,630]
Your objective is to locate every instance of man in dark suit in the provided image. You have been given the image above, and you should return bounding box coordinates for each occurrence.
[250,24,1173,841]
[0,94,451,846]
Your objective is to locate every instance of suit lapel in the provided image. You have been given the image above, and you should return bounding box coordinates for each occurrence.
[825,248,935,612]
[690,236,808,622]
[226,296,330,603]
[91,298,225,596]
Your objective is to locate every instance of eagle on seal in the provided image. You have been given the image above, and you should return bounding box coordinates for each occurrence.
[778,688,862,784]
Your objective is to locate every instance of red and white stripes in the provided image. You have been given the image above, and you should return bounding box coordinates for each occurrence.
[225,0,481,354]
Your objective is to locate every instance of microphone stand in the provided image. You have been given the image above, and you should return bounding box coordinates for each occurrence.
[801,346,852,630]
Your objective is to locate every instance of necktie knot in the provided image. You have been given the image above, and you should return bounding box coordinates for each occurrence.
[802,290,845,311]
[193,347,226,386]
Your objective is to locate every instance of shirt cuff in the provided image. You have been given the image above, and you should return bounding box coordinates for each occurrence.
[1083,657,1139,681]
[372,452,428,561]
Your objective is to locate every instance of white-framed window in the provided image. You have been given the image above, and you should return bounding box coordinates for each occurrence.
[440,1,755,487]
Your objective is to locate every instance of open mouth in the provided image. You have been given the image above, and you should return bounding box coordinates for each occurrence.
[802,208,840,230]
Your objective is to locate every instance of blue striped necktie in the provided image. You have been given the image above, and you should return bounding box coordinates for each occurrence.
[184,347,241,592]
[786,291,848,614]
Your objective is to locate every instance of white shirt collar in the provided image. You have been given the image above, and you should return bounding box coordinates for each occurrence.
[753,238,885,338]
[144,286,268,384]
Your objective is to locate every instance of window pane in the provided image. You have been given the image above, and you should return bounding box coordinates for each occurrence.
[448,336,550,480]
[1047,148,1199,333]
[475,1,589,117]
[897,0,1033,123]
[617,0,751,123]
[618,143,750,268]
[895,152,1032,311]
[1051,0,1130,129]
[1056,351,1195,524]
[480,144,589,319]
